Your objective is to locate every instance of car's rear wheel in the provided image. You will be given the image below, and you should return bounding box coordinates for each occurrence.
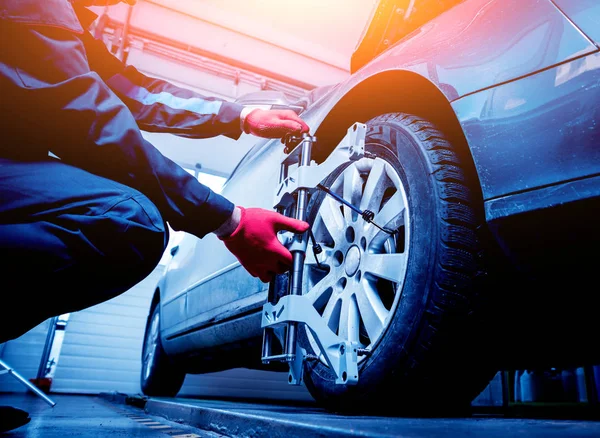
[140,302,186,397]
[299,112,494,414]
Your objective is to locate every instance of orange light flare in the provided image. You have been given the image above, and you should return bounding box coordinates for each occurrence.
[103,0,378,64]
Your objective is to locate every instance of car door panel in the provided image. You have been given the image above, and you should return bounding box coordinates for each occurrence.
[184,268,266,337]
[159,231,196,337]
[184,140,285,326]
[161,293,188,340]
[453,51,600,202]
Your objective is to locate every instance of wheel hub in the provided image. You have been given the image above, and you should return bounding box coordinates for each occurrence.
[344,245,361,277]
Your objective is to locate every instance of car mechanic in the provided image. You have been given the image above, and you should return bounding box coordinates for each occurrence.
[0,0,311,431]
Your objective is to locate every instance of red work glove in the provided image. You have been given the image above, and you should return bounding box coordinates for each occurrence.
[243,109,310,138]
[219,207,310,283]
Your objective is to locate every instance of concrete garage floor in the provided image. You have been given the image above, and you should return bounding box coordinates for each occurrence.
[0,393,217,437]
[2,392,600,437]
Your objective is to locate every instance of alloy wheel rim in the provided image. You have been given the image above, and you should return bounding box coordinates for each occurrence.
[143,312,160,380]
[303,156,410,364]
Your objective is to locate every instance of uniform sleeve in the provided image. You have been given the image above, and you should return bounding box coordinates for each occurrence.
[82,31,244,140]
[0,23,234,239]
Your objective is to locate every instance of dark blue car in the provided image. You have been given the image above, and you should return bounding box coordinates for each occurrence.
[142,0,600,413]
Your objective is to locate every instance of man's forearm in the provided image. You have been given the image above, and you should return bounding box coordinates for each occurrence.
[82,31,245,140]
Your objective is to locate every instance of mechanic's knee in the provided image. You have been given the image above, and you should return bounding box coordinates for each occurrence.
[56,194,169,311]
[106,194,168,274]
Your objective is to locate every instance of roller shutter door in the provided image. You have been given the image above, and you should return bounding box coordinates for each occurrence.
[50,266,164,394]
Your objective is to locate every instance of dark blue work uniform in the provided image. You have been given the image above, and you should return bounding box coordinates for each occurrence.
[0,0,245,342]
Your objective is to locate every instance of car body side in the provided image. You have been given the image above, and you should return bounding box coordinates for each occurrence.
[154,0,600,371]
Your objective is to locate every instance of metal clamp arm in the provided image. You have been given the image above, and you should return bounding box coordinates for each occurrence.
[274,123,367,209]
[262,122,367,388]
[262,295,359,385]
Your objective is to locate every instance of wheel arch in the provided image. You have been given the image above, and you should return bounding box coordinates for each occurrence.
[313,70,482,200]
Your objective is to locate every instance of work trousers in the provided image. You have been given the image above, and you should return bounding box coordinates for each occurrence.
[0,158,168,343]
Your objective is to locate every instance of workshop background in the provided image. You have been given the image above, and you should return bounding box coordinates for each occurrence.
[0,0,367,402]
[0,0,595,408]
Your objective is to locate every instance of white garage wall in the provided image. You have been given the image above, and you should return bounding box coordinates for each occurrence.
[49,266,164,394]
[0,320,51,393]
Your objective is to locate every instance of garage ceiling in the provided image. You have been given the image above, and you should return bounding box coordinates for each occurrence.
[146,0,379,71]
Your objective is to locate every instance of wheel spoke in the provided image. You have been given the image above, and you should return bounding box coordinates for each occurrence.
[338,295,361,344]
[151,321,158,340]
[304,272,338,306]
[363,253,408,284]
[342,165,362,223]
[305,246,335,268]
[353,282,387,343]
[316,197,345,245]
[359,159,388,213]
[365,191,406,242]
[321,296,341,333]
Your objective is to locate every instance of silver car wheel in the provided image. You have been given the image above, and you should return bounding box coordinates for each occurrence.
[303,156,409,363]
[143,311,160,380]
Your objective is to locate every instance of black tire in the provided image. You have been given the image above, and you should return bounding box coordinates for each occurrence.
[140,302,186,397]
[299,112,495,415]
